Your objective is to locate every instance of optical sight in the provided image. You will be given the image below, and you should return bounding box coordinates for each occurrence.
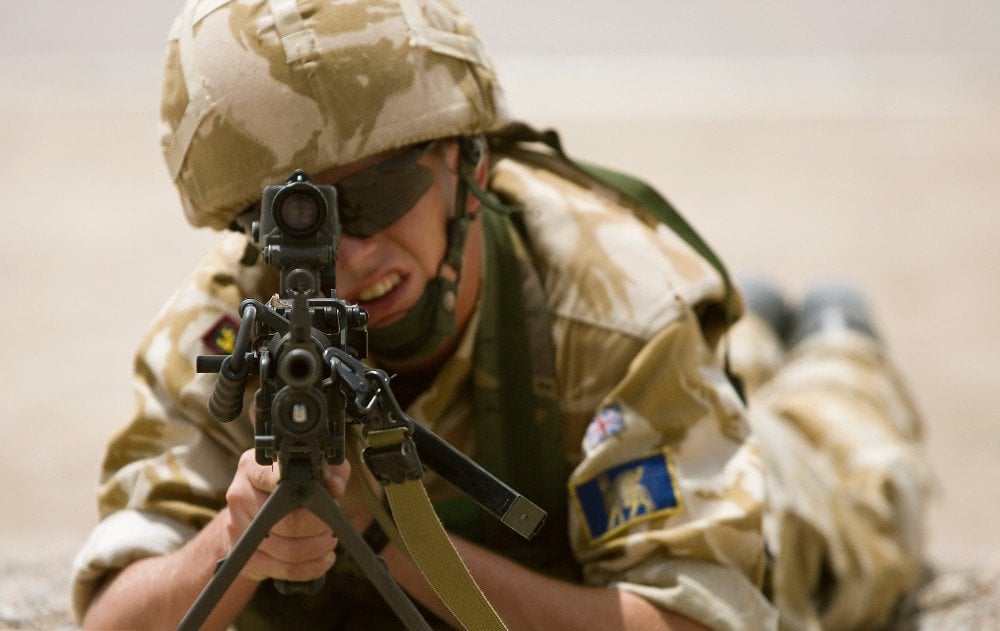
[256,170,339,295]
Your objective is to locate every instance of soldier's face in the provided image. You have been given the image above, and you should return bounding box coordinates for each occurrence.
[313,141,471,331]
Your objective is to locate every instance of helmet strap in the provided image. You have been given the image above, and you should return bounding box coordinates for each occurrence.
[367,137,483,361]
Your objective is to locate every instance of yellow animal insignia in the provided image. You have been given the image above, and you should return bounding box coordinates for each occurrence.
[216,327,236,354]
[601,466,656,530]
[573,449,682,543]
[201,315,240,355]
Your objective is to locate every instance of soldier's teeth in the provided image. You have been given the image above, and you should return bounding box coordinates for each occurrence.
[359,273,401,302]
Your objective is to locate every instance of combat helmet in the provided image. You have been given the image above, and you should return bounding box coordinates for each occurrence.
[161,0,510,231]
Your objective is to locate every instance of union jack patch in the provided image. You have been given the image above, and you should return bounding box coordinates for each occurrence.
[202,315,240,355]
[572,449,683,544]
[584,404,626,450]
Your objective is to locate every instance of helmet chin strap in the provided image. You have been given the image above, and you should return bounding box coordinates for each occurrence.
[367,137,485,361]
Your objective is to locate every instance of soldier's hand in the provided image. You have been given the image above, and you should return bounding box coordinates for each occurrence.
[223,449,349,582]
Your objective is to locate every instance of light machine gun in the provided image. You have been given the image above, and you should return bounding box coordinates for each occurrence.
[178,171,545,630]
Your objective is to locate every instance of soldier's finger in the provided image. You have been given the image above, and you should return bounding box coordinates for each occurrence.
[243,461,280,494]
[270,507,332,538]
[322,461,350,497]
[241,548,337,583]
[257,530,338,565]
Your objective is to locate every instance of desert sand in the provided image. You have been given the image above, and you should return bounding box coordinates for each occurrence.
[1,1,998,626]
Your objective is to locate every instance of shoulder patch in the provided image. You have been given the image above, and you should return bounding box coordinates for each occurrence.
[572,449,682,544]
[584,404,626,450]
[202,315,239,355]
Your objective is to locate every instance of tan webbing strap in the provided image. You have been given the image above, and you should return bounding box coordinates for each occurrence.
[398,0,490,67]
[347,427,406,553]
[366,428,507,631]
[165,0,225,181]
[385,481,507,631]
[266,0,319,64]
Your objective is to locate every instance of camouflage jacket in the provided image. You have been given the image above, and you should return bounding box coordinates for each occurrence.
[72,155,782,628]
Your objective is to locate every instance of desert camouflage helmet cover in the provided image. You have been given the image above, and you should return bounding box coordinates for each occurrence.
[161,0,510,230]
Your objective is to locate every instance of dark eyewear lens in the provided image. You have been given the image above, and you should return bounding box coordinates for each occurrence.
[336,142,435,238]
[238,142,436,239]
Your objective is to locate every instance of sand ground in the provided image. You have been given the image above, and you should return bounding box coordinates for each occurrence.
[1,44,998,626]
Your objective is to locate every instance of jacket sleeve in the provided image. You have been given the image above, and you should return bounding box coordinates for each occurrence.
[71,234,264,621]
[565,305,777,631]
[491,157,777,630]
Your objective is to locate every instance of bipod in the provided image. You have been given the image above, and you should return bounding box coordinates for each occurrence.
[177,458,430,631]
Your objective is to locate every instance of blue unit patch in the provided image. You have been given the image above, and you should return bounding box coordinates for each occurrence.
[573,450,682,543]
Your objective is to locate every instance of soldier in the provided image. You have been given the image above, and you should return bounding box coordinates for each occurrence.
[72,1,930,629]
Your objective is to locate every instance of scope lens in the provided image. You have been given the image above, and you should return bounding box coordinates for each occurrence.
[276,190,322,235]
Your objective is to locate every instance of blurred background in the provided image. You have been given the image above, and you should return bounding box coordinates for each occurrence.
[1,0,998,621]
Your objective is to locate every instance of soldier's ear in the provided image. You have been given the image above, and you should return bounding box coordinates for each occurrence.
[456,135,491,216]
[461,135,489,189]
[460,135,486,168]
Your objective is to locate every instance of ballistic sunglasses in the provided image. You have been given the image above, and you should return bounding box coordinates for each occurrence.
[335,141,435,238]
[237,141,436,240]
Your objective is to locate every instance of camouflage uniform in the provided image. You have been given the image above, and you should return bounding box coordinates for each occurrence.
[73,0,929,628]
[72,155,777,628]
[729,313,929,630]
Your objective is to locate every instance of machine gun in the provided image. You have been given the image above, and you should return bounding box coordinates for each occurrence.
[178,171,545,630]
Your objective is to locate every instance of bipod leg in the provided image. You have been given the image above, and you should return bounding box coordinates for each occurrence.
[294,469,432,631]
[177,466,308,631]
[177,460,430,631]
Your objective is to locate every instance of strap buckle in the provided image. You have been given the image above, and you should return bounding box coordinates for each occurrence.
[363,427,424,485]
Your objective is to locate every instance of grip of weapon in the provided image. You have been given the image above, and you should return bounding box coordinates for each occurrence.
[274,576,326,596]
[208,355,251,422]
